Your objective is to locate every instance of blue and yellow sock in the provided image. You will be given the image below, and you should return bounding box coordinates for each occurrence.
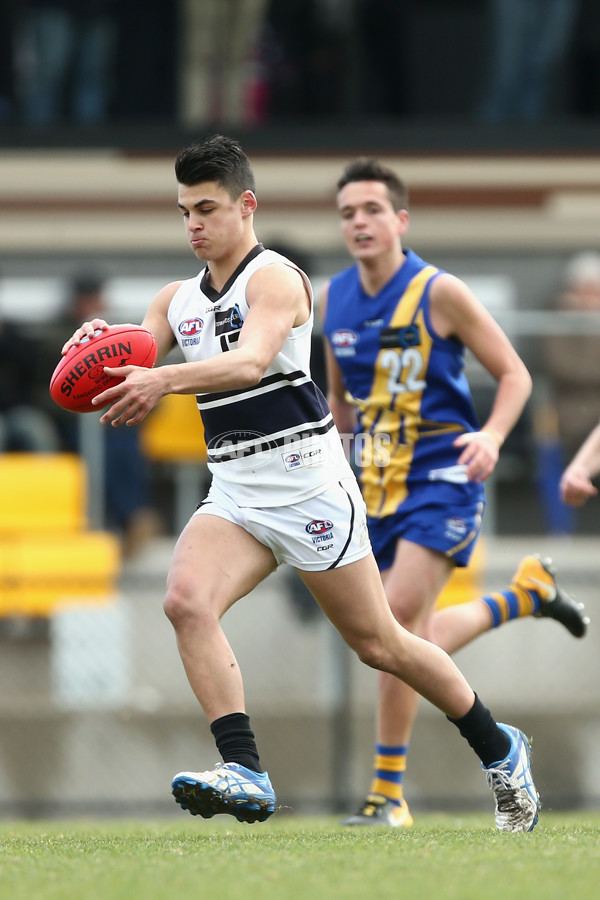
[482,586,540,628]
[368,743,408,806]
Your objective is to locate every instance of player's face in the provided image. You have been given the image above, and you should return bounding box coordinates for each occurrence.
[177,181,254,262]
[337,181,408,261]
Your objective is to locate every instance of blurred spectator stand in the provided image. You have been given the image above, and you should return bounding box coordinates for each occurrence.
[538,252,600,533]
[0,311,60,454]
[140,394,208,535]
[15,0,119,125]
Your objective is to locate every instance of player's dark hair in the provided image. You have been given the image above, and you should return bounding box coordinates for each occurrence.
[337,157,408,211]
[175,134,256,198]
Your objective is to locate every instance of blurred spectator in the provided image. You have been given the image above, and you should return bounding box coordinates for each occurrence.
[263,0,348,118]
[112,0,177,122]
[39,274,162,556]
[353,0,410,117]
[0,313,60,452]
[0,1,17,121]
[16,0,118,124]
[537,252,600,532]
[479,0,579,120]
[179,0,269,126]
[571,0,600,116]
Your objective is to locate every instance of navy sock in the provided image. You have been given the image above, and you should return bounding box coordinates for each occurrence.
[210,712,263,773]
[448,694,511,768]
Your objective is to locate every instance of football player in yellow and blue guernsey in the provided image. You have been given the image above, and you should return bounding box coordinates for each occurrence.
[322,157,588,828]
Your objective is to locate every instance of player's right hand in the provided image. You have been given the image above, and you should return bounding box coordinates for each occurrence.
[61,318,110,355]
[559,464,598,506]
[453,429,500,483]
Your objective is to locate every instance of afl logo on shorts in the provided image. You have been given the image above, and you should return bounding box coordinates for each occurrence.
[305,519,334,535]
[179,318,204,337]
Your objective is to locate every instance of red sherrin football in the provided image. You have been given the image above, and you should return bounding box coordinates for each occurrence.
[49,323,157,413]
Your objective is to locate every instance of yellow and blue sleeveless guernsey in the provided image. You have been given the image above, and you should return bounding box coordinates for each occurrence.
[323,249,485,570]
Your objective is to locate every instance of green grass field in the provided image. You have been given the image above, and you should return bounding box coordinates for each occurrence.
[1,812,599,900]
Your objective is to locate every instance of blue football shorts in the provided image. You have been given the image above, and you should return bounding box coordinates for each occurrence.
[368,498,485,572]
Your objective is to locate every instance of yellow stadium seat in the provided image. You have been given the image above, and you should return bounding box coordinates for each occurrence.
[140,394,208,532]
[0,452,120,616]
[140,393,207,463]
[435,538,485,610]
[0,452,87,533]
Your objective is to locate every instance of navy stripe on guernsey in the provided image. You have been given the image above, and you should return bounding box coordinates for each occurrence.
[327,481,356,570]
[199,376,334,462]
[207,419,336,462]
[198,369,308,406]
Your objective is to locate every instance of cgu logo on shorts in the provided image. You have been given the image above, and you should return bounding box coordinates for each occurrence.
[306,519,334,544]
[179,318,204,346]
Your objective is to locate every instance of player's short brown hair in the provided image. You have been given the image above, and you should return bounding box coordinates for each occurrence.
[337,158,408,211]
[175,134,256,198]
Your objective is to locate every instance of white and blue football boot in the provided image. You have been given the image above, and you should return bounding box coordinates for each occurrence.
[172,762,276,823]
[484,723,541,832]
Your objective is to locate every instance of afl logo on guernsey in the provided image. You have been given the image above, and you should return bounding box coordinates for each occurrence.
[179,318,204,347]
[331,329,359,357]
[179,318,203,336]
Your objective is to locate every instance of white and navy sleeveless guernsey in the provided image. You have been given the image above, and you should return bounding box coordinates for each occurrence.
[167,245,353,507]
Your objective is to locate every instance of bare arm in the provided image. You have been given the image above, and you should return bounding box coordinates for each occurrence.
[141,281,181,362]
[560,423,600,506]
[430,273,532,482]
[319,281,357,438]
[95,263,309,426]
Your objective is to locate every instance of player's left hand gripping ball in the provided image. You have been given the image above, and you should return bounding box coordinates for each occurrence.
[49,323,157,413]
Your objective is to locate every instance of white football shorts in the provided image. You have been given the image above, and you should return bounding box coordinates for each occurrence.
[193,476,372,571]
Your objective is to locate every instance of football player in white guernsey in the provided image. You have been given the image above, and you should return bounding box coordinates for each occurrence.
[62,135,540,832]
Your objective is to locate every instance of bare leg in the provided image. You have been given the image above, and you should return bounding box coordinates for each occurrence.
[299,553,476,720]
[375,541,453,746]
[164,513,277,721]
[374,541,498,745]
[430,598,494,654]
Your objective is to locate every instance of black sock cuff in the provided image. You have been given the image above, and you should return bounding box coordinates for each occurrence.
[210,712,252,737]
[210,711,262,773]
[447,693,482,732]
[448,693,511,768]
